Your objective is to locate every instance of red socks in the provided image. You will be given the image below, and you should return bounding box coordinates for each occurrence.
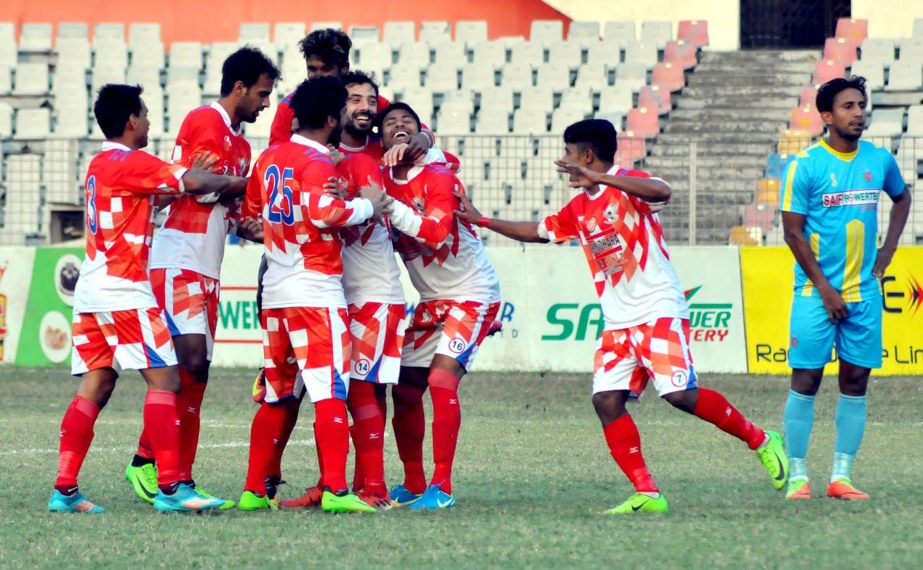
[244,401,290,494]
[391,383,427,494]
[55,396,101,492]
[692,388,766,450]
[429,368,461,494]
[603,414,658,493]
[265,399,301,481]
[142,390,182,491]
[313,398,350,492]
[176,371,207,481]
[347,381,386,491]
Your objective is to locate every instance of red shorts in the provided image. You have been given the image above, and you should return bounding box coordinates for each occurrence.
[71,308,177,375]
[348,302,406,384]
[401,299,500,371]
[261,306,350,403]
[150,268,219,360]
[593,317,697,397]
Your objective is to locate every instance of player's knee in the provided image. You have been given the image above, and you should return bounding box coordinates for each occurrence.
[592,392,626,425]
[791,370,822,396]
[662,390,696,413]
[181,352,210,380]
[393,383,426,409]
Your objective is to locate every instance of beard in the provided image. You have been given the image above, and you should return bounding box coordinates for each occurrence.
[344,122,372,139]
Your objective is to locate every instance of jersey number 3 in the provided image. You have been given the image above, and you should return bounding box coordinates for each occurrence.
[265,165,295,226]
[86,175,98,234]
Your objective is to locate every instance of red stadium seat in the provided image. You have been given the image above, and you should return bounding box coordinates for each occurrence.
[639,84,671,115]
[677,20,709,48]
[615,130,647,166]
[812,59,846,85]
[652,62,685,92]
[743,203,776,233]
[800,85,818,108]
[627,106,660,138]
[835,18,868,42]
[789,105,824,137]
[664,40,697,69]
[823,37,858,66]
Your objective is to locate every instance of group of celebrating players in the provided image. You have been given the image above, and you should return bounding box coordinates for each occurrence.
[48,26,908,515]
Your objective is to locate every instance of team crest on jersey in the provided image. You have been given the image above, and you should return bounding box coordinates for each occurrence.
[224,136,232,151]
[830,173,838,187]
[585,217,598,232]
[412,197,425,214]
[604,203,618,224]
[864,170,873,182]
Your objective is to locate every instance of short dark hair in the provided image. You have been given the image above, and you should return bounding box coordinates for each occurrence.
[299,28,351,68]
[94,84,144,139]
[220,46,281,97]
[376,101,422,132]
[289,76,347,130]
[563,119,617,162]
[816,76,867,114]
[342,70,379,96]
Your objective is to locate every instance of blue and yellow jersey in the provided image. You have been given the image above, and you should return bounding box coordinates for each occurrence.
[779,139,906,301]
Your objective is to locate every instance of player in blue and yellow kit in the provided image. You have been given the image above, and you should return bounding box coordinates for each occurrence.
[780,76,911,500]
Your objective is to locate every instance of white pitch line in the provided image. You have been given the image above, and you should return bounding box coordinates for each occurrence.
[0,439,315,457]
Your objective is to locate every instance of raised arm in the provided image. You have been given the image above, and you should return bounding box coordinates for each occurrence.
[555,160,671,203]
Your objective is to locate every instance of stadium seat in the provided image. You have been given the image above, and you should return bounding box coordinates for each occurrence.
[906,105,923,136]
[742,203,776,233]
[58,22,88,40]
[519,85,554,111]
[664,40,697,70]
[536,62,571,89]
[56,37,92,69]
[615,62,647,92]
[547,41,583,67]
[914,18,923,38]
[594,111,624,130]
[129,23,161,45]
[639,84,671,115]
[384,21,415,44]
[599,84,634,114]
[568,21,600,43]
[858,38,895,64]
[551,106,587,133]
[396,41,431,68]
[471,41,507,67]
[849,60,884,90]
[274,22,305,48]
[0,23,15,68]
[14,63,49,95]
[396,86,433,119]
[574,61,609,91]
[0,68,11,96]
[92,66,126,94]
[131,40,166,70]
[462,63,496,90]
[144,86,166,136]
[586,40,621,68]
[310,22,343,32]
[94,23,124,41]
[756,178,781,206]
[388,65,423,91]
[812,59,846,84]
[358,43,393,70]
[864,108,904,137]
[530,20,564,44]
[239,22,271,43]
[54,100,89,137]
[96,38,129,71]
[433,42,467,67]
[886,61,923,91]
[513,107,548,133]
[824,37,858,66]
[15,108,50,139]
[52,67,85,95]
[835,18,868,42]
[799,85,817,107]
[559,87,594,115]
[437,107,470,134]
[778,129,811,154]
[789,105,824,137]
[0,102,12,137]
[170,42,204,71]
[624,41,659,69]
[900,39,923,62]
[420,21,451,46]
[615,131,647,165]
[510,42,545,66]
[677,20,709,48]
[652,62,684,92]
[639,21,672,49]
[501,63,534,90]
[20,23,53,52]
[426,65,459,93]
[603,21,636,45]
[477,108,510,134]
[456,21,488,45]
[729,226,762,246]
[626,106,659,138]
[167,82,202,133]
[349,26,379,47]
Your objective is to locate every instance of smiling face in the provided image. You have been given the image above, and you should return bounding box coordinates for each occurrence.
[344,82,378,137]
[380,108,420,150]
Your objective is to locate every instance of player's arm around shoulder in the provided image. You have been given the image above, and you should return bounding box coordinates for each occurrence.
[302,159,384,228]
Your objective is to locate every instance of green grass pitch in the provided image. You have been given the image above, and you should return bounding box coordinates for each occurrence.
[1,367,922,568]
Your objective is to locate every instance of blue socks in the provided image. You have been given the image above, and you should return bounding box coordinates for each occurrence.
[832,394,867,482]
[783,390,815,480]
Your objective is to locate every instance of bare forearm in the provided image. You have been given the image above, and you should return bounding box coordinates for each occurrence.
[594,174,671,202]
[882,191,911,250]
[483,219,549,243]
[182,171,247,196]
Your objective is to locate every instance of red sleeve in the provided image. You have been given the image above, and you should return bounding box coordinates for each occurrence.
[387,168,458,248]
[172,110,225,173]
[302,157,370,229]
[269,94,295,147]
[613,168,661,216]
[336,154,384,200]
[377,94,435,145]
[542,199,581,243]
[241,154,265,219]
[121,151,186,196]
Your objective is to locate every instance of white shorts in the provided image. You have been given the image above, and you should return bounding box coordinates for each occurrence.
[401,299,500,371]
[348,302,406,384]
[71,308,178,375]
[150,268,219,361]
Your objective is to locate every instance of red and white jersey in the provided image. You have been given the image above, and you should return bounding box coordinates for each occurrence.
[385,164,500,303]
[150,102,251,279]
[336,153,404,305]
[538,165,687,330]
[75,142,187,312]
[243,135,374,309]
[339,137,384,161]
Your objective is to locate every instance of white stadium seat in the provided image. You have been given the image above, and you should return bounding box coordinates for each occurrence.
[15,108,51,139]
[94,23,125,41]
[20,23,52,52]
[274,22,305,48]
[239,23,271,43]
[383,21,415,44]
[170,42,204,71]
[14,63,49,95]
[58,22,88,40]
[640,20,673,48]
[420,22,451,46]
[461,63,496,90]
[0,102,12,137]
[456,21,488,45]
[886,61,922,91]
[530,20,563,44]
[604,21,636,45]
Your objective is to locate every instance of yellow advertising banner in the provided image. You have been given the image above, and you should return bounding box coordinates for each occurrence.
[741,246,923,375]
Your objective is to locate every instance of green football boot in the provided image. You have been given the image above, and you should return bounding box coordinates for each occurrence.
[755,430,789,491]
[125,462,158,505]
[321,490,377,514]
[194,484,236,510]
[238,490,278,511]
[605,492,669,514]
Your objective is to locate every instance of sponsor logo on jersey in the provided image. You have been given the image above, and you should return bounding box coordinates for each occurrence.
[821,189,879,207]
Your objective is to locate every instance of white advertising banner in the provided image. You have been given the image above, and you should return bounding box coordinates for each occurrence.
[211,245,748,374]
[0,247,37,364]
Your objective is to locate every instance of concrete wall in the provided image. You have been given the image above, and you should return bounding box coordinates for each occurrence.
[852,0,923,38]
[545,0,740,51]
